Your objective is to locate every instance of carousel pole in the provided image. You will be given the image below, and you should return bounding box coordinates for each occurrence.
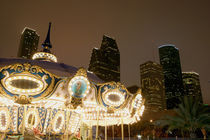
[112,125,114,140]
[105,112,107,140]
[65,109,70,139]
[90,125,93,140]
[121,113,124,140]
[22,105,27,136]
[128,124,130,140]
[96,108,99,139]
[88,121,93,140]
[80,110,83,139]
[68,109,72,139]
[31,105,36,128]
[48,108,53,140]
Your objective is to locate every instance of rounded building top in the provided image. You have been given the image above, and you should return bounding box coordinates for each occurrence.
[158,44,179,50]
[182,71,199,76]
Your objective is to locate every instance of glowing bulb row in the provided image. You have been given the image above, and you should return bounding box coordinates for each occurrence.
[138,105,145,116]
[0,97,15,105]
[0,103,144,133]
[13,109,18,132]
[69,113,80,133]
[83,113,129,120]
[81,108,130,120]
[133,94,142,108]
[43,110,51,133]
[104,91,125,106]
[32,52,57,62]
[83,117,134,126]
[5,76,44,94]
[82,107,107,112]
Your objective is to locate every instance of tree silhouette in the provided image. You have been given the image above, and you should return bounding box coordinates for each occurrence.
[156,96,210,138]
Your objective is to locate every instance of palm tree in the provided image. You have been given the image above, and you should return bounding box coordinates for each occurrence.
[156,96,210,138]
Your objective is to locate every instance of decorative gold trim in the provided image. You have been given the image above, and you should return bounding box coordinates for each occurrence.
[75,68,87,77]
[102,89,126,107]
[130,90,145,118]
[70,97,82,109]
[67,68,91,109]
[25,108,39,128]
[97,82,130,110]
[52,111,65,133]
[2,72,48,95]
[0,63,60,102]
[14,95,32,104]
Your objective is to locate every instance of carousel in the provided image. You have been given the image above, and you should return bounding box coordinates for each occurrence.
[0,23,144,140]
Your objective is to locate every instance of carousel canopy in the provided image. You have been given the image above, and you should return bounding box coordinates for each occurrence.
[0,58,144,135]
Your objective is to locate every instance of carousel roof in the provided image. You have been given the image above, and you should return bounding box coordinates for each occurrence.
[0,58,103,83]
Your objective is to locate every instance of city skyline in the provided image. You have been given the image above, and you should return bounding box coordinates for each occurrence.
[0,1,210,104]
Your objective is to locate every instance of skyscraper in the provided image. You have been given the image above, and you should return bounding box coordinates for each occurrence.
[18,27,39,59]
[159,45,184,109]
[140,61,166,112]
[88,35,120,82]
[182,72,203,103]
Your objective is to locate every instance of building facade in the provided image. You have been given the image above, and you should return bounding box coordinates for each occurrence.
[140,61,166,112]
[88,35,120,82]
[182,72,203,103]
[159,45,184,109]
[17,27,39,59]
[127,85,141,94]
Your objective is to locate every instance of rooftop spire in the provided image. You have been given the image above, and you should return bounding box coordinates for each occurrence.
[32,22,57,62]
[42,22,52,53]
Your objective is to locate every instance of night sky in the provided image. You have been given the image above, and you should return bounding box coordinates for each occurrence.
[0,1,210,104]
